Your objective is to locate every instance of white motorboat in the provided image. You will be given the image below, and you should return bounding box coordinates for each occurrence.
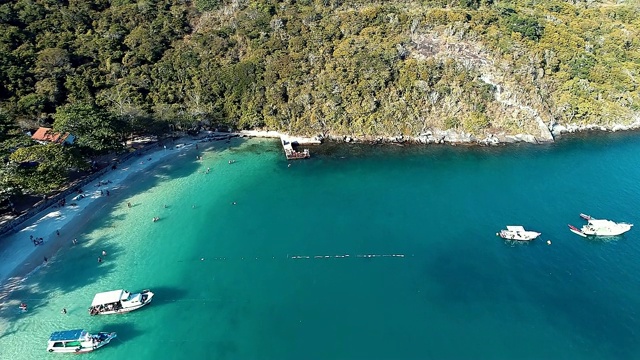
[497,226,541,241]
[47,329,116,353]
[89,289,154,315]
[569,214,633,237]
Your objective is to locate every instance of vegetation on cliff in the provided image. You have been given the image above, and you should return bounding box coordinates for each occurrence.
[0,0,639,199]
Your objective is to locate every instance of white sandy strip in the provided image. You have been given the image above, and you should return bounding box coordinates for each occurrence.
[0,141,197,293]
[238,130,321,145]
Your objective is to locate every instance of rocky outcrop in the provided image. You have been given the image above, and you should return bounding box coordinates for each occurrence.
[551,117,640,137]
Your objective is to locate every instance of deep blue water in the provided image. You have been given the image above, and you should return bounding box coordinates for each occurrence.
[2,132,640,359]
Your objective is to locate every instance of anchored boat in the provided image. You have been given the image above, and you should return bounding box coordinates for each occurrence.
[47,329,116,353]
[89,289,154,315]
[569,214,633,237]
[497,226,541,241]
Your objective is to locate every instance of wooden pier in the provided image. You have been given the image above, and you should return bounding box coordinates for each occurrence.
[281,137,310,160]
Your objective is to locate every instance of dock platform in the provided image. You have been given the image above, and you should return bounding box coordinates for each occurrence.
[282,137,310,160]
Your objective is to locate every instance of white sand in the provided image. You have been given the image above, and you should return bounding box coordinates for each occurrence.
[238,130,321,145]
[0,141,198,303]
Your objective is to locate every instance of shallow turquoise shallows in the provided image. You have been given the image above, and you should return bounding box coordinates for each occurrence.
[2,132,640,359]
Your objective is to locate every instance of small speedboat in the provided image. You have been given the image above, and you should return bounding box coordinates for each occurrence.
[497,226,541,241]
[579,213,592,220]
[569,214,632,237]
[47,329,116,353]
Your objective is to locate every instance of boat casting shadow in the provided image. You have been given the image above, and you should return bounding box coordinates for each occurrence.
[143,286,188,309]
[100,321,142,349]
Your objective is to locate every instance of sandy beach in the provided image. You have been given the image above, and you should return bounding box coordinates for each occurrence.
[0,140,199,306]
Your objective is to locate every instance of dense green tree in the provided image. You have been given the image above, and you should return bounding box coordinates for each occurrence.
[0,0,637,145]
[8,143,88,194]
[53,103,125,154]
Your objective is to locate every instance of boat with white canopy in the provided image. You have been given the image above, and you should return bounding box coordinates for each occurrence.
[497,226,541,241]
[569,214,632,237]
[89,289,154,315]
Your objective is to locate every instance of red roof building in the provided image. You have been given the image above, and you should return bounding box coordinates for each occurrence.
[31,127,75,144]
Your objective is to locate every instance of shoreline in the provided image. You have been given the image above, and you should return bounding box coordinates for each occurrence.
[0,138,203,305]
[2,123,639,299]
[236,120,640,146]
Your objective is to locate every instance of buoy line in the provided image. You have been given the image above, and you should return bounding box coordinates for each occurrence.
[183,253,411,262]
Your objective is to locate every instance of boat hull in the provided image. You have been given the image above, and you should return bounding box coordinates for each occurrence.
[582,226,632,236]
[497,231,541,241]
[94,302,148,315]
[570,215,633,237]
[90,290,154,315]
[47,332,116,353]
[569,225,587,237]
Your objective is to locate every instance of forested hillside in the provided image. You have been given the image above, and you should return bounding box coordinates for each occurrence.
[1,0,639,198]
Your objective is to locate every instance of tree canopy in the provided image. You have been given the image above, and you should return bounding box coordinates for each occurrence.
[0,0,639,197]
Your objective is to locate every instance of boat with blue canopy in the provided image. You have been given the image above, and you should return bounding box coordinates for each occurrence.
[46,329,116,353]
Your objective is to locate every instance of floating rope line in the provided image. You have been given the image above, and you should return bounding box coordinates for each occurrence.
[180,253,411,262]
[291,254,406,259]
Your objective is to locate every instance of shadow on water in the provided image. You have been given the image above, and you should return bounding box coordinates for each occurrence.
[102,322,142,348]
[0,138,249,330]
[144,286,188,308]
[0,236,122,326]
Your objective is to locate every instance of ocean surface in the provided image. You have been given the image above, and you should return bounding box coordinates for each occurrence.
[2,133,640,359]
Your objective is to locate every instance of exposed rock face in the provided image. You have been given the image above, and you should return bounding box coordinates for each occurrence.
[551,118,640,137]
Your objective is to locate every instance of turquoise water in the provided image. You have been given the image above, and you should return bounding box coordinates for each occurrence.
[2,133,640,359]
